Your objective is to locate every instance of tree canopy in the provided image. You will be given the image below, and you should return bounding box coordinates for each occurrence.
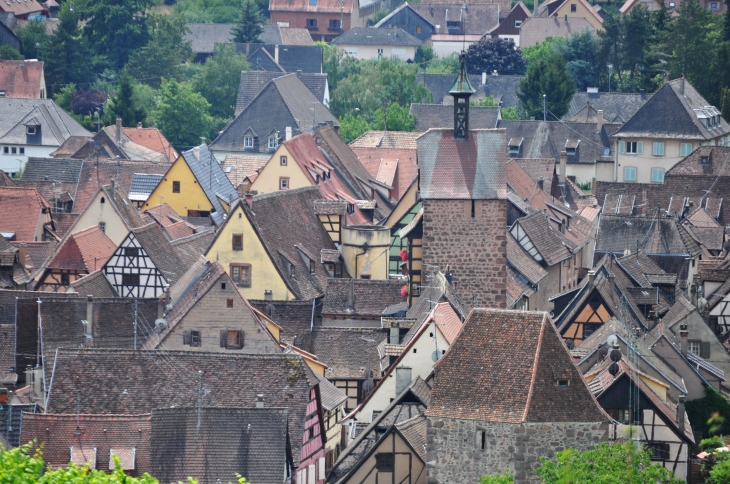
[517,51,576,120]
[232,0,265,43]
[465,37,526,76]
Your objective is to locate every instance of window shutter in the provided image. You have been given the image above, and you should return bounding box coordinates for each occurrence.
[701,341,711,358]
[220,330,227,348]
[183,331,191,345]
[663,443,671,459]
[637,141,644,154]
[239,329,245,349]
[619,141,625,154]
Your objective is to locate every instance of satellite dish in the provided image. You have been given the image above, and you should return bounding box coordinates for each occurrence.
[432,349,443,362]
[606,334,618,347]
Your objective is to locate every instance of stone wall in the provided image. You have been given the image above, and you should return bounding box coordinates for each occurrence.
[421,199,507,309]
[426,418,610,483]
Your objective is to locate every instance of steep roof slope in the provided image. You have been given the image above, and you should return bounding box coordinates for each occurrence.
[0,98,90,147]
[0,60,44,98]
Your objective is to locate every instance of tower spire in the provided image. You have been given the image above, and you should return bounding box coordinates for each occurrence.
[449,52,476,140]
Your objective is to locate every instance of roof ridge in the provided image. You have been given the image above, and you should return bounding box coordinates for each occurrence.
[522,312,546,422]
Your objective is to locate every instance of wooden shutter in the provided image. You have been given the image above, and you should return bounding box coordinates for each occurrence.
[619,141,625,154]
[183,331,191,345]
[239,329,245,349]
[232,234,243,250]
[701,341,711,359]
[220,330,227,348]
[662,443,671,460]
[637,141,644,154]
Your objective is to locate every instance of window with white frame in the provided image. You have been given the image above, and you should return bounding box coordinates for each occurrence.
[619,140,642,154]
[268,135,278,149]
[243,136,254,149]
[377,48,384,57]
[515,20,522,27]
[651,168,664,183]
[624,167,637,181]
[688,340,700,356]
[652,142,664,156]
[680,142,692,156]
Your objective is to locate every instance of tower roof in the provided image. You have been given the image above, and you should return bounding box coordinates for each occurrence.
[449,53,476,96]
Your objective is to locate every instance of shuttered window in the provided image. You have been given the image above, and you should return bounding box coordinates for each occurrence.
[232,234,243,251]
[221,329,244,349]
[652,142,665,156]
[680,143,693,156]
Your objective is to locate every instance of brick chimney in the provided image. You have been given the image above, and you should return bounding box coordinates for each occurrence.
[559,151,567,186]
[597,109,604,132]
[679,323,689,356]
[677,394,686,435]
[17,243,27,268]
[245,192,253,210]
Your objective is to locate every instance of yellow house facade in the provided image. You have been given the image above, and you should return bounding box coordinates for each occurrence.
[143,155,214,217]
[249,145,312,193]
[541,0,604,30]
[204,200,295,301]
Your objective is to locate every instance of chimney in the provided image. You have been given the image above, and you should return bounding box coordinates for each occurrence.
[588,270,596,287]
[679,323,689,356]
[137,122,142,129]
[33,365,43,399]
[192,146,200,161]
[110,179,115,197]
[677,395,686,435]
[245,192,253,210]
[559,151,567,186]
[164,284,171,309]
[639,88,645,98]
[158,298,165,319]
[608,272,616,304]
[19,56,24,67]
[86,295,93,338]
[274,44,279,64]
[256,394,264,408]
[18,243,27,268]
[534,0,538,16]
[482,72,487,85]
[680,75,685,95]
[597,109,604,132]
[116,116,122,144]
[537,176,544,191]
[285,126,292,141]
[346,279,355,313]
[25,366,33,388]
[390,327,400,345]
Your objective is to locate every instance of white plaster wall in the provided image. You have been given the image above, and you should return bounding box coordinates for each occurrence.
[432,40,478,58]
[352,320,449,423]
[339,44,417,61]
[565,163,597,185]
[0,145,55,177]
[68,191,131,246]
[496,34,520,47]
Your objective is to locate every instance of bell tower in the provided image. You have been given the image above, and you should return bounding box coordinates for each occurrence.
[449,52,476,140]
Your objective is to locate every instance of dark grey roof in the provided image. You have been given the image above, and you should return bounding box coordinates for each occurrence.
[236,71,328,116]
[258,24,316,46]
[566,91,651,123]
[181,144,239,225]
[238,43,323,74]
[212,74,337,154]
[0,99,91,147]
[331,27,422,47]
[596,214,703,257]
[258,24,285,44]
[150,407,290,484]
[183,23,234,54]
[131,223,186,285]
[313,371,348,411]
[410,3,500,35]
[410,104,500,131]
[417,73,523,107]
[21,157,83,183]
[614,79,730,140]
[128,173,163,199]
[498,120,614,165]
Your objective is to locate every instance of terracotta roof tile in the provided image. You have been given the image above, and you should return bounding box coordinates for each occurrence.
[304,327,387,379]
[121,127,177,162]
[270,0,353,13]
[410,104,500,131]
[396,415,427,461]
[221,154,269,188]
[322,279,405,317]
[0,186,50,241]
[351,146,418,201]
[0,60,44,98]
[349,130,419,150]
[427,309,609,423]
[47,225,116,272]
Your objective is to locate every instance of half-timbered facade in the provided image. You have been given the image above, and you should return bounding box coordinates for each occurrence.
[298,385,327,484]
[103,223,183,298]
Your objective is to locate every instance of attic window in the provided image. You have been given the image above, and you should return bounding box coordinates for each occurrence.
[375,453,395,472]
[565,140,580,155]
[243,136,254,149]
[26,125,37,135]
[515,20,523,28]
[446,20,461,29]
[309,0,317,5]
[701,156,709,165]
[190,330,201,347]
[556,379,570,388]
[268,135,278,150]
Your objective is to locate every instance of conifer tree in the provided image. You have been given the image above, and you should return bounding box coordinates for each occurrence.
[232,0,264,44]
[517,52,575,120]
[105,71,145,127]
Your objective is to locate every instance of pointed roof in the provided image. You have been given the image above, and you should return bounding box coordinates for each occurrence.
[46,225,116,272]
[67,269,119,297]
[129,223,185,285]
[449,54,476,95]
[428,309,610,423]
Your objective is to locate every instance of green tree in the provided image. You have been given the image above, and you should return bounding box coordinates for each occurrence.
[555,30,601,91]
[15,21,48,60]
[414,45,434,68]
[126,14,192,88]
[79,0,152,70]
[0,46,20,59]
[423,53,460,74]
[339,115,370,143]
[43,2,97,95]
[232,0,264,43]
[480,470,514,483]
[465,37,526,75]
[597,11,623,90]
[371,102,416,131]
[153,78,214,148]
[721,87,730,121]
[191,43,249,119]
[104,70,146,126]
[501,106,520,120]
[53,83,76,111]
[517,51,575,120]
[622,6,653,89]
[536,442,684,484]
[664,0,715,94]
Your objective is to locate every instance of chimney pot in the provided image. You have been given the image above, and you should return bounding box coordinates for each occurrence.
[137,122,142,128]
[482,72,487,85]
[677,394,686,435]
[679,323,689,356]
[588,270,595,287]
[192,146,200,161]
[285,126,293,141]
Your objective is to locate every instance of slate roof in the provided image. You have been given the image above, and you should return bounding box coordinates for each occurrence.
[410,104,499,131]
[21,413,152,475]
[519,17,595,48]
[236,71,329,116]
[416,128,507,199]
[306,327,387,379]
[332,27,422,47]
[150,407,290,484]
[614,78,730,140]
[212,74,337,154]
[239,43,324,74]
[67,269,119,297]
[322,279,406,317]
[417,73,522,107]
[184,23,233,54]
[243,187,340,300]
[0,60,44,98]
[46,349,318,468]
[428,309,610,422]
[258,24,315,45]
[0,98,90,147]
[46,225,116,272]
[21,157,83,182]
[409,3,500,36]
[596,214,703,257]
[566,91,651,123]
[128,174,164,202]
[179,145,239,226]
[349,130,419,150]
[512,211,572,266]
[507,232,548,285]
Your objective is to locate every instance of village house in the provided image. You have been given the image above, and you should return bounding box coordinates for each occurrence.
[240,43,324,74]
[487,2,531,46]
[236,71,330,116]
[535,0,604,29]
[331,27,421,62]
[0,235,31,289]
[0,59,46,98]
[269,0,354,42]
[565,89,651,123]
[518,16,595,48]
[320,279,405,326]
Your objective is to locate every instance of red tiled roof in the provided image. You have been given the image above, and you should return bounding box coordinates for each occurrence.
[0,60,44,98]
[144,204,197,240]
[351,147,418,201]
[0,186,50,241]
[122,127,177,162]
[427,309,609,423]
[0,0,45,17]
[270,0,353,13]
[21,413,151,475]
[349,130,419,150]
[47,225,115,271]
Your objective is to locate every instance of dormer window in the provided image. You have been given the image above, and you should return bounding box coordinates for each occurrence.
[556,379,570,388]
[26,125,37,135]
[515,20,522,28]
[446,20,461,29]
[268,134,278,149]
[508,138,523,156]
[243,136,254,149]
[565,140,579,156]
[701,156,709,165]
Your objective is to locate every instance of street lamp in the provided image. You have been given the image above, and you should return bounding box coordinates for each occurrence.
[607,64,613,93]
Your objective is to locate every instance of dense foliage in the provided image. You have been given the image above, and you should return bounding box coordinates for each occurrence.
[465,37,526,76]
[685,384,730,438]
[517,51,576,120]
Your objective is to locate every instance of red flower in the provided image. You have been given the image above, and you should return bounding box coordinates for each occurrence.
[400,248,409,262]
[400,285,409,297]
